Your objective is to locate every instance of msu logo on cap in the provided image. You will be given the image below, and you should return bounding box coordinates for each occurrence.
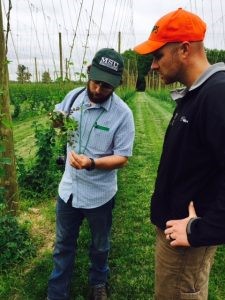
[99,57,119,72]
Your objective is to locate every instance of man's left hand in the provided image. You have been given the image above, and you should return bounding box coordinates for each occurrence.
[69,151,91,170]
[164,201,197,247]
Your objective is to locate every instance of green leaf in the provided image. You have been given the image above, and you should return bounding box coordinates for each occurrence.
[5,59,12,65]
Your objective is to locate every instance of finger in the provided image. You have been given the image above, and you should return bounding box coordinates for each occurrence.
[166,220,175,228]
[188,201,197,218]
[69,152,83,166]
[166,234,170,240]
[69,152,74,162]
[170,240,178,247]
[169,234,174,241]
[164,228,173,235]
[68,152,74,163]
[166,234,172,240]
[69,155,76,166]
[69,153,82,169]
[170,237,190,247]
[69,151,78,159]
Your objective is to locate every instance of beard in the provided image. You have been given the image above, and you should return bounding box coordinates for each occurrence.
[87,81,113,103]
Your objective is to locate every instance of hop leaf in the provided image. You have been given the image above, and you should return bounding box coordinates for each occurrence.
[49,111,78,148]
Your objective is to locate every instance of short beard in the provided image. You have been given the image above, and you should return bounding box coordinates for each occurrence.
[87,81,113,103]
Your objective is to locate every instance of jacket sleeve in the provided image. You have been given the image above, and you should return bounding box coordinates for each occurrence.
[188,82,225,246]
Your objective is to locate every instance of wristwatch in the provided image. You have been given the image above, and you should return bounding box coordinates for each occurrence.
[86,157,95,171]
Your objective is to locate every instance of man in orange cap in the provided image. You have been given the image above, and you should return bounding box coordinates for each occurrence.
[135,8,225,299]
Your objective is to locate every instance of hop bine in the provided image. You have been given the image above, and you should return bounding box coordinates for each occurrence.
[49,111,78,166]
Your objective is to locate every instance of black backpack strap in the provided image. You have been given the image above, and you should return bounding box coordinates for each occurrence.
[67,87,86,115]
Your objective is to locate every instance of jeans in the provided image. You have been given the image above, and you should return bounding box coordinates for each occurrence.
[47,195,114,300]
[154,228,217,300]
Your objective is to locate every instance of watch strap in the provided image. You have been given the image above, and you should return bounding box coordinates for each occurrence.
[86,157,95,171]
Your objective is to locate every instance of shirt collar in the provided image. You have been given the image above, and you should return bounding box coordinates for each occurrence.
[170,62,225,101]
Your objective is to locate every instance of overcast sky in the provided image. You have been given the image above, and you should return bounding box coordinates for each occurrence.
[2,0,224,81]
[133,0,190,45]
[133,0,223,49]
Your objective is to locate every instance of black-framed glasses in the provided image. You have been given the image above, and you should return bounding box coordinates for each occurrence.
[91,80,114,90]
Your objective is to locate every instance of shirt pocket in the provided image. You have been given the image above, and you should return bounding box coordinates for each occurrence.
[180,290,201,299]
[88,128,113,153]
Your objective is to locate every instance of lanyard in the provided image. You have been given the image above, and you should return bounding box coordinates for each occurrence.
[78,102,105,154]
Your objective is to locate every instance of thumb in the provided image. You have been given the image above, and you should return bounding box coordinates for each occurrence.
[188,201,197,218]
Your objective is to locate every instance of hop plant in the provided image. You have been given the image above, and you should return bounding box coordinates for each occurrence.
[49,111,78,148]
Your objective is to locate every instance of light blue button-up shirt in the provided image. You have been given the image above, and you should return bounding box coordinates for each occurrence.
[55,87,135,208]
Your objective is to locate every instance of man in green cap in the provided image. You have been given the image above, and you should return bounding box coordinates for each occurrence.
[47,48,135,300]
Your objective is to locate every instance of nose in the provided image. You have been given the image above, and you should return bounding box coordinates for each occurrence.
[94,85,102,93]
[151,58,159,71]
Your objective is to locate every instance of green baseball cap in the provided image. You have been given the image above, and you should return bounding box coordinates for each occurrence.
[89,48,124,88]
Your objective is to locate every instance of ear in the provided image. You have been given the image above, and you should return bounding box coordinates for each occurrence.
[87,64,92,74]
[180,41,191,57]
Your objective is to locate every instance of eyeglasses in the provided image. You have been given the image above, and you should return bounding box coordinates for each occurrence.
[91,80,114,90]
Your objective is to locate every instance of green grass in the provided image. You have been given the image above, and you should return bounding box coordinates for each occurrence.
[13,114,49,162]
[1,91,225,299]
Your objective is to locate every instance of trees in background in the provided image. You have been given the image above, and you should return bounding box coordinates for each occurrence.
[16,64,32,83]
[42,71,52,83]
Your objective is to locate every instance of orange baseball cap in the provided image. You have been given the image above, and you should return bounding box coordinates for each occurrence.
[134,8,206,54]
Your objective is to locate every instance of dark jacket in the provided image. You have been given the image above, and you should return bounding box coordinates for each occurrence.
[151,63,225,247]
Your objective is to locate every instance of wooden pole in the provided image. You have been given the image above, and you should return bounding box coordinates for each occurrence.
[0,0,19,214]
[118,31,121,54]
[127,59,130,87]
[34,57,38,83]
[65,58,68,80]
[59,32,63,80]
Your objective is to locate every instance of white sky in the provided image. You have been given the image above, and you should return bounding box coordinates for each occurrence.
[2,0,224,81]
[133,0,223,49]
[133,0,190,45]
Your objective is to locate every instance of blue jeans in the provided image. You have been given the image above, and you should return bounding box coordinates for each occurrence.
[47,195,114,300]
